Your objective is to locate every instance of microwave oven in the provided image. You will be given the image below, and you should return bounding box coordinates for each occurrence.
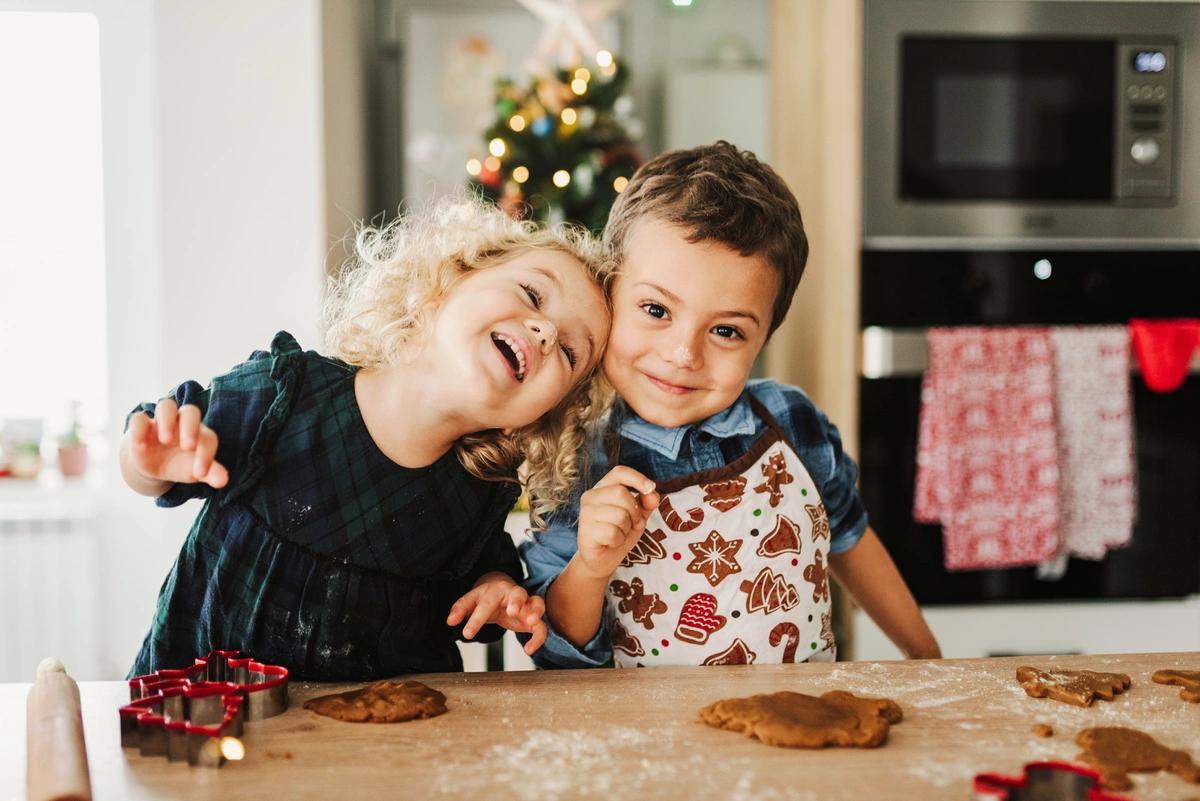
[863,0,1200,246]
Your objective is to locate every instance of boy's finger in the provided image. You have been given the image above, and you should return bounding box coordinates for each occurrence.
[177,404,202,451]
[586,522,626,550]
[523,621,547,655]
[522,595,545,627]
[155,399,179,445]
[592,466,656,496]
[639,491,661,514]
[585,501,636,533]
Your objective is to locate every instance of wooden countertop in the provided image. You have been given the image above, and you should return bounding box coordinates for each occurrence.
[3,653,1198,800]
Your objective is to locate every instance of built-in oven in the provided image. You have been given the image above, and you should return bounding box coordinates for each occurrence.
[864,0,1200,245]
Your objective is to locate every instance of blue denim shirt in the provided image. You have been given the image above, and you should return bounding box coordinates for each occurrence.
[519,378,869,668]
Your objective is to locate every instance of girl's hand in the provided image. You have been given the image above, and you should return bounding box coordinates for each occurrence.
[575,466,660,582]
[447,573,548,655]
[125,399,228,488]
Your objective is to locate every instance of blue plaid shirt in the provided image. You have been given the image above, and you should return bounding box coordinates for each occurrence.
[520,378,869,668]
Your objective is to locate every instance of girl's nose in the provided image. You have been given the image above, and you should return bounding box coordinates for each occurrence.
[524,318,558,355]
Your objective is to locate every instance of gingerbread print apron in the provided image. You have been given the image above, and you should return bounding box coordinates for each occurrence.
[606,397,835,667]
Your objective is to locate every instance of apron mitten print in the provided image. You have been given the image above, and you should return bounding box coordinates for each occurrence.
[675,593,727,644]
[753,451,794,507]
[686,531,744,586]
[702,476,747,511]
[609,577,668,629]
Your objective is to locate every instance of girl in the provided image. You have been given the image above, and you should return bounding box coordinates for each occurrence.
[120,199,613,680]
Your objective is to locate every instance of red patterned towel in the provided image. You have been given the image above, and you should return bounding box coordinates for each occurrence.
[1129,319,1200,393]
[914,328,1060,570]
[1050,327,1136,559]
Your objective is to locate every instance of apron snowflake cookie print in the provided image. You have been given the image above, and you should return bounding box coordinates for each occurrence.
[606,402,835,667]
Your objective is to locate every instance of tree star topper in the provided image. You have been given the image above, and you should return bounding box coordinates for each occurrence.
[516,0,624,73]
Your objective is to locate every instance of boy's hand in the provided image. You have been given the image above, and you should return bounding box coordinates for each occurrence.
[125,399,228,488]
[575,466,660,582]
[447,572,547,656]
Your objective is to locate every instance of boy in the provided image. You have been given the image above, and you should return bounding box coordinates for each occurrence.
[521,142,941,667]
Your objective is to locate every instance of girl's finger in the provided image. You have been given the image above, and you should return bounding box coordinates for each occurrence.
[523,621,547,655]
[128,412,153,449]
[446,593,475,626]
[586,522,626,550]
[505,585,526,618]
[462,595,498,640]
[585,501,637,532]
[154,399,179,445]
[522,595,545,627]
[177,404,202,451]
[192,425,221,482]
[200,459,229,490]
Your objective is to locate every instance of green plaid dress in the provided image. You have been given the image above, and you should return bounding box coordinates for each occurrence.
[129,332,521,681]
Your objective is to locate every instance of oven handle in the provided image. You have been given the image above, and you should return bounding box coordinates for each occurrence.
[860,326,1200,378]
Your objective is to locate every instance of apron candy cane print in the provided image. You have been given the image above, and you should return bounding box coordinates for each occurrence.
[606,397,835,667]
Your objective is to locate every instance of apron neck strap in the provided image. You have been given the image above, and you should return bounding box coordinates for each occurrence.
[746,392,788,441]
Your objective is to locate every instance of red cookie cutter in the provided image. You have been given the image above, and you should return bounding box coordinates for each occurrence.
[974,761,1133,801]
[119,650,288,767]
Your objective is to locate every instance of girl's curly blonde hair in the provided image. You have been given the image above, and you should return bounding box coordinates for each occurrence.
[322,196,615,527]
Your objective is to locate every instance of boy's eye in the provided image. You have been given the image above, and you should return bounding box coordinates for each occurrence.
[713,325,744,340]
[521,283,543,309]
[640,302,668,319]
[560,342,577,369]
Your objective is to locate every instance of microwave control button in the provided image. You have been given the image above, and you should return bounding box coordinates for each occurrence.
[1130,137,1160,165]
[1153,85,1167,100]
[1139,85,1155,100]
[1127,85,1140,99]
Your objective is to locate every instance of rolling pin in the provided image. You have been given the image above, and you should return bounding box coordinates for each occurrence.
[26,658,92,801]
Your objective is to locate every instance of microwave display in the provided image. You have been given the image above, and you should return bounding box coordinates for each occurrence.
[900,36,1175,203]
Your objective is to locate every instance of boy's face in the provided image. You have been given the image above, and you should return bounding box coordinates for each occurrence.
[604,219,779,429]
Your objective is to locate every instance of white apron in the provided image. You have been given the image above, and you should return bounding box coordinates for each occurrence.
[607,397,836,667]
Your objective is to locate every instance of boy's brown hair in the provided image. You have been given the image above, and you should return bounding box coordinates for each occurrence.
[603,140,808,337]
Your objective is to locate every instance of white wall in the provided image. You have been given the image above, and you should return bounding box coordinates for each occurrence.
[0,0,328,678]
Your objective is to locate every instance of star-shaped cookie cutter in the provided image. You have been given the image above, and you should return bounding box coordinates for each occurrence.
[118,650,288,767]
[974,761,1133,801]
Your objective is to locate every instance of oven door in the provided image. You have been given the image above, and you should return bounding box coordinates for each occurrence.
[900,36,1116,202]
[858,249,1200,604]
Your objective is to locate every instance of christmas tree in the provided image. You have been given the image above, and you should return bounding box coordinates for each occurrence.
[466,49,642,233]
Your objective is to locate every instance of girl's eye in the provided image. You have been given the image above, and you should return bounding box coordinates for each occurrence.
[560,342,577,369]
[641,302,667,319]
[713,325,744,340]
[521,283,543,309]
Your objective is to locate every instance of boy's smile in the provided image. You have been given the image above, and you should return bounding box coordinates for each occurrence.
[604,219,779,429]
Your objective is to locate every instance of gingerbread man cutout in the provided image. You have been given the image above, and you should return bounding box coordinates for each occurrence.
[610,577,668,630]
[753,450,794,508]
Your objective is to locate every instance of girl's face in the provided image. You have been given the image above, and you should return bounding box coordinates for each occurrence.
[429,248,610,430]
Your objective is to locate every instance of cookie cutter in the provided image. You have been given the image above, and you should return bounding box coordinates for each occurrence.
[974,761,1133,801]
[118,650,288,767]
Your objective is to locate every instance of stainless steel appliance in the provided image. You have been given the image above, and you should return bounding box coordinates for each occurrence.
[864,0,1200,246]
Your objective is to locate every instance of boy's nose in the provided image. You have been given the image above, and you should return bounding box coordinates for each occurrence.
[524,318,558,354]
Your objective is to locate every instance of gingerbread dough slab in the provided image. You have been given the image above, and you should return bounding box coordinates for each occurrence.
[303,680,447,723]
[699,690,903,748]
[1015,666,1131,707]
[1152,669,1200,703]
[1076,726,1200,791]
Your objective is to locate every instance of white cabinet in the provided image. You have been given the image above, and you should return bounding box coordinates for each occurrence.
[665,66,769,159]
[852,597,1200,661]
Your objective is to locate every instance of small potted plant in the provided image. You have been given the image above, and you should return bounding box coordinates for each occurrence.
[58,402,87,478]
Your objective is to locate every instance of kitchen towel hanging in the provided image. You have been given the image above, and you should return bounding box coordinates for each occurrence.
[1049,326,1136,561]
[1129,318,1200,393]
[914,327,1061,570]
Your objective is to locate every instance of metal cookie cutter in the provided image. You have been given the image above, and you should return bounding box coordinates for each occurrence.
[118,650,288,767]
[974,761,1134,801]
